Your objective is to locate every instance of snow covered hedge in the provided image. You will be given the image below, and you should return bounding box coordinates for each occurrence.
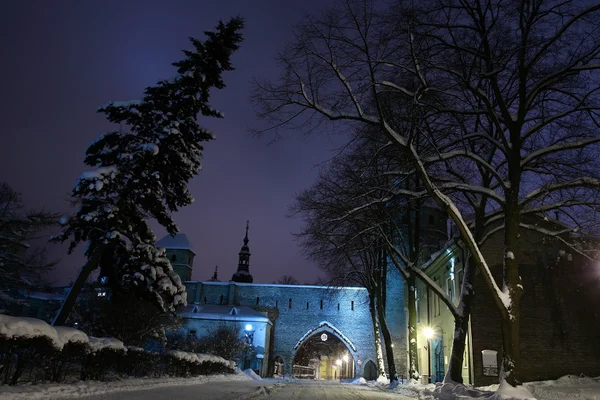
[0,314,235,385]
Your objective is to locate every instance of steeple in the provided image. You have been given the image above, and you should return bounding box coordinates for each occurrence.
[231,220,254,283]
[209,265,220,281]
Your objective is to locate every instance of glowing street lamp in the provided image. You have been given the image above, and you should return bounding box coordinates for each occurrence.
[423,327,435,340]
[243,324,255,370]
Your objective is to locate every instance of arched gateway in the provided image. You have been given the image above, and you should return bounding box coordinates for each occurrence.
[160,231,407,379]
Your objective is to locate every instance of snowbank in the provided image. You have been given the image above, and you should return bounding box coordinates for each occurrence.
[243,368,262,381]
[386,375,600,400]
[88,336,126,353]
[54,326,89,345]
[166,350,232,368]
[0,372,252,400]
[0,314,63,349]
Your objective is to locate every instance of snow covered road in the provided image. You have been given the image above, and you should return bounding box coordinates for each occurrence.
[263,381,413,399]
[47,380,413,400]
[72,379,270,400]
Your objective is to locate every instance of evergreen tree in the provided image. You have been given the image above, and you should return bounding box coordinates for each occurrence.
[53,17,244,326]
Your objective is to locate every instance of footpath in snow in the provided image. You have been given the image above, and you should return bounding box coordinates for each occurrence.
[0,372,253,400]
[347,374,600,400]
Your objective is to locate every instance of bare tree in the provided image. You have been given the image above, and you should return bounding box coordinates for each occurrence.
[274,275,299,285]
[0,182,58,308]
[254,0,600,387]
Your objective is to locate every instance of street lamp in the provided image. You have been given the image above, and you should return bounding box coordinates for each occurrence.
[243,324,254,370]
[424,327,435,383]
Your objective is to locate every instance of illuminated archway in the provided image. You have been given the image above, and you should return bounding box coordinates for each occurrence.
[292,321,356,380]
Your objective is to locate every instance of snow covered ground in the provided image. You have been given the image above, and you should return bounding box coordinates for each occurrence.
[373,374,600,400]
[0,373,254,400]
[3,374,600,399]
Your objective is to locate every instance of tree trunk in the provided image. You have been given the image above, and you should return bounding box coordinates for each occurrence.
[444,255,476,383]
[501,199,523,386]
[369,292,387,379]
[376,294,397,382]
[407,274,420,380]
[52,246,106,326]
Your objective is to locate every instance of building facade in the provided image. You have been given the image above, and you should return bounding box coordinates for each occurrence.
[414,225,600,386]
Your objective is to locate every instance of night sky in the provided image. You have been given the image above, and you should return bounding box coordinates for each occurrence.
[0,1,342,285]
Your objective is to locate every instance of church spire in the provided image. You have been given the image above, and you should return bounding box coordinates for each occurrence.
[231,220,254,283]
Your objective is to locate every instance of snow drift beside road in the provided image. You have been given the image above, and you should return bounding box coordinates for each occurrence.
[0,373,253,400]
[243,368,262,380]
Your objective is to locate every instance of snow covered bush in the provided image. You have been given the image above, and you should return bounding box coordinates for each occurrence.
[163,350,234,377]
[119,346,160,378]
[44,326,90,383]
[0,314,235,385]
[0,314,62,384]
[80,337,127,381]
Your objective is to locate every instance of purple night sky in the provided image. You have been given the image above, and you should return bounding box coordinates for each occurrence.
[0,1,342,285]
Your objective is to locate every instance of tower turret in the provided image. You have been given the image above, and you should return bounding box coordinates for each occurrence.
[156,233,195,282]
[231,221,253,283]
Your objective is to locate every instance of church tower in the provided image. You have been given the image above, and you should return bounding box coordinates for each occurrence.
[156,233,195,282]
[231,221,254,283]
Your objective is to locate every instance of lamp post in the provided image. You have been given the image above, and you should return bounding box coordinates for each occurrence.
[244,324,254,370]
[423,327,435,383]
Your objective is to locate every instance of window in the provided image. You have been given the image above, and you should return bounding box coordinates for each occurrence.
[415,289,420,323]
[351,301,354,311]
[275,300,278,308]
[203,297,207,304]
[320,299,323,310]
[306,302,309,310]
[337,303,340,311]
[289,298,292,309]
[188,329,197,338]
[433,278,441,316]
[446,277,454,305]
[256,297,260,305]
[219,295,224,304]
[171,254,177,262]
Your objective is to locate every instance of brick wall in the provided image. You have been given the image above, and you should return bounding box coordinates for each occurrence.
[471,231,600,386]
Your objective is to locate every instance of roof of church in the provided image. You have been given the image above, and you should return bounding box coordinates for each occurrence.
[156,233,196,255]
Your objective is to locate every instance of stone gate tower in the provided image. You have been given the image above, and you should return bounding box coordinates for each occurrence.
[156,233,195,282]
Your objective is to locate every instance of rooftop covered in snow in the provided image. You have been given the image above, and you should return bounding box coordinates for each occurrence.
[156,233,195,255]
[178,304,271,324]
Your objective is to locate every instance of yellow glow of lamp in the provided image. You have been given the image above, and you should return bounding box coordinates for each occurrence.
[423,327,435,339]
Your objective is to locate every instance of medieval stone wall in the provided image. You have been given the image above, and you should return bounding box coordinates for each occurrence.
[183,280,408,378]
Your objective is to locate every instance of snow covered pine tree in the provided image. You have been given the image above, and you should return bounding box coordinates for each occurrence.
[52,18,244,326]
